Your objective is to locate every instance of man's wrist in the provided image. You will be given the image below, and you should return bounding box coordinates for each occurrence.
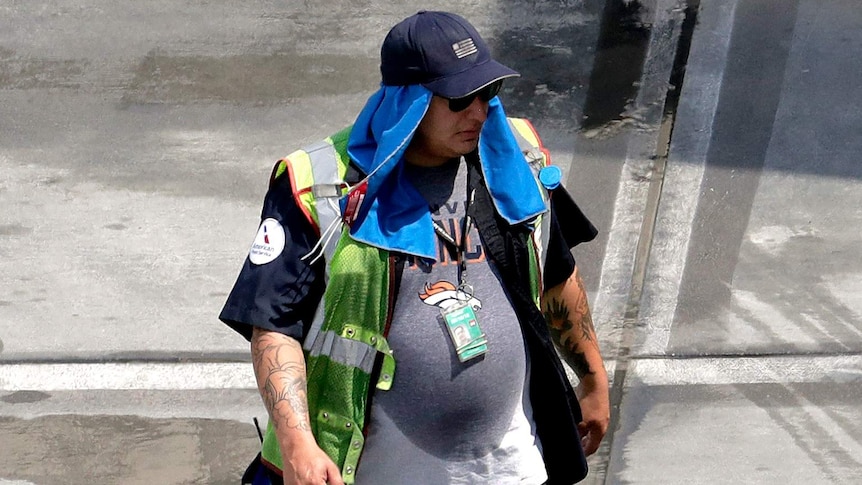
[577,367,609,391]
[276,425,318,452]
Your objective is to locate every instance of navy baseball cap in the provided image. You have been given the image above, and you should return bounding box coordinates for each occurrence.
[380,11,520,99]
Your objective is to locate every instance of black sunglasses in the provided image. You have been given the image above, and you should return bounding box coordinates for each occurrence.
[447,80,504,112]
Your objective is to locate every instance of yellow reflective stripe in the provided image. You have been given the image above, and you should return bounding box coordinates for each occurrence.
[285,149,320,229]
[508,117,550,167]
[509,117,540,147]
[273,159,287,180]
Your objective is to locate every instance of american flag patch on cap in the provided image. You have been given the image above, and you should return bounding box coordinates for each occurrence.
[452,38,478,59]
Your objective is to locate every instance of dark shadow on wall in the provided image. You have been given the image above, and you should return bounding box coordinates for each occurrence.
[580,0,651,129]
[487,0,652,132]
[489,0,606,130]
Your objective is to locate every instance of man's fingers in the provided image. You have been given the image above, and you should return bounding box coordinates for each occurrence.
[581,433,600,456]
[325,460,345,485]
[578,421,601,456]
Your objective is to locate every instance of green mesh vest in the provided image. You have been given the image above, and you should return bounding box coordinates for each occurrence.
[262,232,395,483]
[260,119,551,484]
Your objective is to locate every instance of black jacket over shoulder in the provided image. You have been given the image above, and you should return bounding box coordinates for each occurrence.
[466,159,597,485]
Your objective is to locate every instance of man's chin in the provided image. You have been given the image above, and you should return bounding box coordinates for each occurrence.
[455,140,480,155]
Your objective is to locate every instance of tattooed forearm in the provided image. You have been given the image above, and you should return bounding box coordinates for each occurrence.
[574,275,597,342]
[544,297,574,347]
[544,296,594,377]
[251,330,311,432]
[561,345,592,379]
[543,270,600,378]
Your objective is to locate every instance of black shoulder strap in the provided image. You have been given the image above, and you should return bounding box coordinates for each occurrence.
[344,161,366,186]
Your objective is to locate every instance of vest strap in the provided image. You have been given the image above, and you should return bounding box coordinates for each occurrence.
[305,330,375,374]
[312,183,347,199]
[315,409,365,481]
[341,324,396,391]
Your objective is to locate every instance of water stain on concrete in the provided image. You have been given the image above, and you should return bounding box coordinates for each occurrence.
[0,224,33,237]
[122,49,378,105]
[0,47,88,89]
[36,176,63,186]
[1,391,51,404]
[0,415,258,485]
[103,223,127,230]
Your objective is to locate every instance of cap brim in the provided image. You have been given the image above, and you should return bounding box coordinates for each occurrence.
[423,60,520,99]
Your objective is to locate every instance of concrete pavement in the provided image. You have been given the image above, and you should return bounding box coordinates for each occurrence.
[2,0,861,483]
[602,0,862,483]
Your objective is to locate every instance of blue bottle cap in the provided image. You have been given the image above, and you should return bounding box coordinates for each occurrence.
[539,166,562,190]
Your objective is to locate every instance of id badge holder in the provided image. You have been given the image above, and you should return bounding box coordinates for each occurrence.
[441,300,488,362]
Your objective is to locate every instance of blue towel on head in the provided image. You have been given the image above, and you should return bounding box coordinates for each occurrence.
[344,85,547,260]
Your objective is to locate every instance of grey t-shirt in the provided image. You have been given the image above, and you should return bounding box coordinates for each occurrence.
[355,159,547,484]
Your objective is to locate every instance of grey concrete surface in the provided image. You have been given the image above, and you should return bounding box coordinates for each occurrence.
[0,412,259,485]
[0,0,606,360]
[2,0,862,484]
[0,1,612,483]
[610,0,862,483]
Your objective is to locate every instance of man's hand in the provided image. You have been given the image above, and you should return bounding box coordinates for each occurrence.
[281,436,344,485]
[575,375,610,456]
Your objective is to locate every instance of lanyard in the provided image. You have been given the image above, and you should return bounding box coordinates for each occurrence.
[432,186,476,293]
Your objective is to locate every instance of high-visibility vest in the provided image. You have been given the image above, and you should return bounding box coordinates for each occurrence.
[260,118,554,483]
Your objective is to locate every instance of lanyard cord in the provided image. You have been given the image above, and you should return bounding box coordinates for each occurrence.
[431,167,476,291]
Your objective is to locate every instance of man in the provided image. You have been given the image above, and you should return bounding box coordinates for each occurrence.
[221,10,609,485]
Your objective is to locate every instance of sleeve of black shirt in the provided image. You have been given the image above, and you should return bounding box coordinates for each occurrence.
[542,186,599,290]
[218,172,325,342]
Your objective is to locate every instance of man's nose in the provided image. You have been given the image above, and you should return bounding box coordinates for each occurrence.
[464,97,489,122]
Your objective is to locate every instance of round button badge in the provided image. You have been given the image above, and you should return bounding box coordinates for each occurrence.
[248,218,286,265]
[539,166,562,190]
